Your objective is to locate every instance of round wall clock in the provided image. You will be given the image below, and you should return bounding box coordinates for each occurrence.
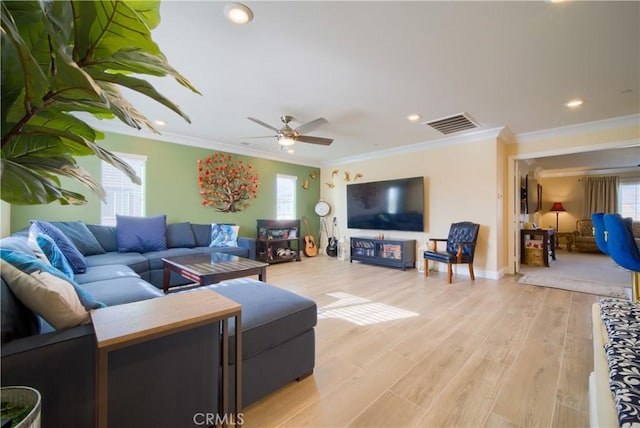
[314,200,331,217]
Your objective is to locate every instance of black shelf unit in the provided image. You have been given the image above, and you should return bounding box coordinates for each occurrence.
[350,237,416,270]
[256,219,302,263]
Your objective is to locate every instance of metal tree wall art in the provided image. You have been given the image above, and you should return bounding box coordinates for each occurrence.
[198,152,259,212]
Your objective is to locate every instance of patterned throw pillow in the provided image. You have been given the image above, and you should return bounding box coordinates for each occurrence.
[29,220,87,273]
[210,224,239,247]
[599,297,640,427]
[28,231,74,280]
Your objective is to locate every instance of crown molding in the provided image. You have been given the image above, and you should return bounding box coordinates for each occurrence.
[322,126,505,167]
[83,117,321,167]
[538,165,640,178]
[515,114,640,144]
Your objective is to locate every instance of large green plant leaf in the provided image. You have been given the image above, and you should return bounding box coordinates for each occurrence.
[0,157,87,205]
[0,2,49,116]
[1,0,200,205]
[90,49,201,95]
[86,67,192,123]
[73,1,161,61]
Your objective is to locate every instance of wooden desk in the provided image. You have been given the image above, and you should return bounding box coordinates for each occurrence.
[92,289,242,428]
[521,229,556,267]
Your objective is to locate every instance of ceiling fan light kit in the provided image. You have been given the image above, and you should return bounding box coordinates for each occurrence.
[246,114,334,149]
[278,136,295,146]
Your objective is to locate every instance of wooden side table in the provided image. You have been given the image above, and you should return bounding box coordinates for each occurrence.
[91,289,242,428]
[521,229,556,267]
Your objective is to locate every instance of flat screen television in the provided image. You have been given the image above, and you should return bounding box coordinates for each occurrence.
[347,176,424,232]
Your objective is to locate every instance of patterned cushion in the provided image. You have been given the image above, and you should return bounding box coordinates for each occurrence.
[29,220,87,273]
[29,231,75,280]
[599,298,640,427]
[210,224,239,248]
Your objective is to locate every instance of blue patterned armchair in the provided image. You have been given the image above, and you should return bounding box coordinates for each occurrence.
[424,222,480,284]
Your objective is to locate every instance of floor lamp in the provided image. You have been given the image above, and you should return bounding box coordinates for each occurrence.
[550,202,566,231]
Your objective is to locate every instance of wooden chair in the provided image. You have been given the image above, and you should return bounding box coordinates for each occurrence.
[424,222,480,284]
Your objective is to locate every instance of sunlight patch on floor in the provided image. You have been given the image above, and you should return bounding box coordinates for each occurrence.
[318,292,419,326]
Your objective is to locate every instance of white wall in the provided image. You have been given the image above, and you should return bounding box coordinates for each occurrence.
[321,135,501,279]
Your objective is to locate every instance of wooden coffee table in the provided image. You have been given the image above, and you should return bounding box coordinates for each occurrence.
[162,253,269,294]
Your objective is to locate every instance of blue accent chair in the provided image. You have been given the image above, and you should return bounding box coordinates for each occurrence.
[603,213,640,301]
[591,213,609,255]
[424,221,480,284]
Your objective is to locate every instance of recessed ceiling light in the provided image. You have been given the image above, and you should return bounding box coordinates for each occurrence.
[565,99,584,108]
[407,114,421,122]
[224,3,253,24]
[154,120,166,126]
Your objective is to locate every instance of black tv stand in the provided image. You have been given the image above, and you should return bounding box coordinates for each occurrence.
[350,237,416,270]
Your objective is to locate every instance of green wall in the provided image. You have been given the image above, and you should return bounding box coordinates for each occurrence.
[10,133,322,239]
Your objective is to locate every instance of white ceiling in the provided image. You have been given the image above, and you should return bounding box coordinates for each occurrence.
[98,1,640,171]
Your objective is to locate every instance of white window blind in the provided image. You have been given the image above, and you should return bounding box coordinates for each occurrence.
[276,174,297,219]
[100,153,146,225]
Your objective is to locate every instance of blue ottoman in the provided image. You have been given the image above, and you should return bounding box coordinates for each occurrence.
[205,278,317,406]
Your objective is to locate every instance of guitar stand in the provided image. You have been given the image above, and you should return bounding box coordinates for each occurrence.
[318,217,329,255]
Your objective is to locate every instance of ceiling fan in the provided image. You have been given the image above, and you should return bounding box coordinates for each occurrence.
[247,115,333,147]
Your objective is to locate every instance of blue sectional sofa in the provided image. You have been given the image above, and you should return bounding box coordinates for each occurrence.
[1,220,317,428]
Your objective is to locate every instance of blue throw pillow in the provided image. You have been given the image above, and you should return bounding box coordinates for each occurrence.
[30,221,87,274]
[116,215,167,253]
[191,224,212,247]
[51,221,105,256]
[210,224,239,248]
[0,249,105,310]
[166,222,196,248]
[30,232,74,280]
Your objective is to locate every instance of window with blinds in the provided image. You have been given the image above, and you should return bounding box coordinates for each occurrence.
[100,153,146,225]
[276,174,297,220]
[620,178,640,221]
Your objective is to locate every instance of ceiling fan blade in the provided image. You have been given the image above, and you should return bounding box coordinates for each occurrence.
[294,117,328,135]
[247,117,280,132]
[295,135,333,146]
[241,135,277,139]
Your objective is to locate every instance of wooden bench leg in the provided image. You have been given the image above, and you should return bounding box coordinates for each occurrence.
[447,264,453,283]
[469,263,475,281]
[424,259,429,276]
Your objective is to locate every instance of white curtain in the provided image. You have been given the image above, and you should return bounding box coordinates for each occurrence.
[582,176,619,218]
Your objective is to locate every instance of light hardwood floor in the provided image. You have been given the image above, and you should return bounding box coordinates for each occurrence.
[242,256,596,428]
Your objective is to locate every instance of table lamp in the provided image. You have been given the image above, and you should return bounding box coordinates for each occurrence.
[550,202,566,231]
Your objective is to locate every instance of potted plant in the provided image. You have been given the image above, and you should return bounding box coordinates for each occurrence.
[1,0,199,206]
[0,386,41,428]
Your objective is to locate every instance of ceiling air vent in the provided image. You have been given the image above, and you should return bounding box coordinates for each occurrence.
[424,112,479,135]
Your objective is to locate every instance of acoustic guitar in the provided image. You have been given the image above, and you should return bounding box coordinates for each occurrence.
[302,216,317,257]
